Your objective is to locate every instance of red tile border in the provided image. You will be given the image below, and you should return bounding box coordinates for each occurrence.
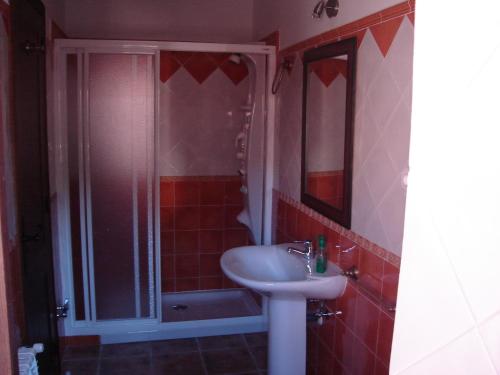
[277,190,401,268]
[280,1,415,58]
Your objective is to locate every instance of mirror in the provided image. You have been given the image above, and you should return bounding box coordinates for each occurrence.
[301,37,356,228]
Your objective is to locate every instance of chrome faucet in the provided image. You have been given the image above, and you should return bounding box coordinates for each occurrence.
[287,240,315,260]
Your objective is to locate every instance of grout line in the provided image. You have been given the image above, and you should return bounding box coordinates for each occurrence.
[196,337,209,375]
[242,333,263,373]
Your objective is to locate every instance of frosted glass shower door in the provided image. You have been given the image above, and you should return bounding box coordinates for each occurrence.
[64,52,156,322]
[87,53,155,320]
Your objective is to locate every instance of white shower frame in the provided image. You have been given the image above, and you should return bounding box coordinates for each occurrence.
[51,39,277,343]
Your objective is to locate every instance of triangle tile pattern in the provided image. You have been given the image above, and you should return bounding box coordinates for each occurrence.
[183,53,218,84]
[160,51,181,83]
[173,51,195,65]
[369,16,404,57]
[407,12,415,26]
[278,13,415,256]
[310,59,347,87]
[159,51,249,86]
[219,60,249,85]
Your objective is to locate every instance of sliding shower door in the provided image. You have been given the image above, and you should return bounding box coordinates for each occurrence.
[62,50,157,322]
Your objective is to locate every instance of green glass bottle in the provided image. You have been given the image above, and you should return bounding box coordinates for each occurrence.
[316,234,327,273]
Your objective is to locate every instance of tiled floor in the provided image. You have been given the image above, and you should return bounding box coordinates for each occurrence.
[161,289,261,322]
[61,333,268,375]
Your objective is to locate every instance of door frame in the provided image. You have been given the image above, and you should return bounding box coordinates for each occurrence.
[50,39,276,340]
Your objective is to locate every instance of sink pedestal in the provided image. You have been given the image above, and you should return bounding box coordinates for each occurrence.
[268,297,307,375]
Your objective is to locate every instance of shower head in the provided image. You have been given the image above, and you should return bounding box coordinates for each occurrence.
[229,53,241,64]
[313,0,339,19]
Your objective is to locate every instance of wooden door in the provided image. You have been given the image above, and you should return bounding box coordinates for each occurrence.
[11,0,60,373]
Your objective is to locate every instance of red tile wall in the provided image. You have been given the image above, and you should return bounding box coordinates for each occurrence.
[277,195,399,375]
[307,171,344,209]
[160,176,251,292]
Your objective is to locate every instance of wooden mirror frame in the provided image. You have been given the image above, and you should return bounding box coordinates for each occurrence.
[301,37,357,228]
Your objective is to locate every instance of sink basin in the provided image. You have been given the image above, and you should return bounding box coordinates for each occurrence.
[221,243,347,375]
[221,243,347,299]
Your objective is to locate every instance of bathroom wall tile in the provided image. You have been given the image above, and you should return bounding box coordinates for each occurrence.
[199,230,223,253]
[200,180,225,205]
[220,59,249,85]
[176,278,199,292]
[224,205,244,229]
[183,53,218,84]
[337,237,360,272]
[350,336,376,375]
[317,338,339,375]
[381,261,399,307]
[376,311,394,366]
[200,206,225,229]
[285,204,298,238]
[223,229,249,250]
[160,231,174,254]
[160,180,174,206]
[369,16,404,57]
[200,254,222,277]
[296,211,312,240]
[374,357,389,375]
[175,206,200,230]
[162,278,175,293]
[396,330,496,375]
[174,180,200,206]
[222,275,238,289]
[224,180,242,205]
[175,254,200,279]
[174,230,199,253]
[334,320,355,371]
[306,327,319,375]
[337,282,358,332]
[358,249,384,298]
[161,255,175,279]
[160,207,174,231]
[354,292,380,353]
[199,276,223,291]
[478,312,500,372]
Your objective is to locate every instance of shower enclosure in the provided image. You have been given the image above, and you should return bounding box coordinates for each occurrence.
[51,39,276,343]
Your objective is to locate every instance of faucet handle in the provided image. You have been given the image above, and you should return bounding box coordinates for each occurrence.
[293,240,313,246]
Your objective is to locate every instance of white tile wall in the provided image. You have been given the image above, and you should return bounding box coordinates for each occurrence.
[278,17,414,256]
[392,1,500,373]
[159,68,249,176]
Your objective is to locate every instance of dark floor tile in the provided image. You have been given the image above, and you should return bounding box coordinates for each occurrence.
[248,346,267,370]
[152,352,205,375]
[63,345,101,361]
[151,338,199,356]
[244,332,268,347]
[61,359,99,375]
[99,356,151,375]
[203,348,256,374]
[101,342,152,358]
[198,334,246,351]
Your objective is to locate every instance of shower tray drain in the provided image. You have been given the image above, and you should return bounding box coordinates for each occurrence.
[171,304,188,311]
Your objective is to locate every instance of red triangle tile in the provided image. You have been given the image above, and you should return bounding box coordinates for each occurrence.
[355,29,367,48]
[407,12,415,26]
[209,53,231,66]
[172,51,195,65]
[341,29,367,49]
[220,60,249,85]
[333,59,347,79]
[369,16,404,57]
[183,53,218,84]
[310,59,339,87]
[160,51,181,83]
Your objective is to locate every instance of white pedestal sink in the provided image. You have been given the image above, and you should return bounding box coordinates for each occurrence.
[220,243,347,375]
